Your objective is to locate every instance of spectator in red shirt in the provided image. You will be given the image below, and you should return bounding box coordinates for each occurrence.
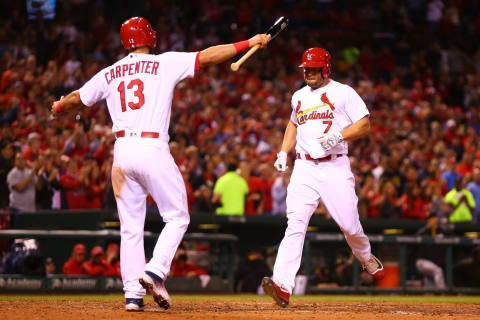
[179,165,194,212]
[82,246,108,276]
[241,161,264,216]
[169,141,186,167]
[23,132,41,162]
[457,152,474,177]
[59,159,86,209]
[103,242,121,277]
[62,243,86,275]
[359,174,381,218]
[400,184,428,220]
[170,247,208,278]
[258,164,273,215]
[62,124,89,160]
[80,157,104,209]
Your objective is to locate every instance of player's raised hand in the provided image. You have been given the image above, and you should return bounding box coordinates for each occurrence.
[274,151,288,172]
[318,131,343,151]
[248,34,270,49]
[50,96,64,118]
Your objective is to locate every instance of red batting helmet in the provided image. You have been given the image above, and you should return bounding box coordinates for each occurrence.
[120,17,157,50]
[299,48,331,78]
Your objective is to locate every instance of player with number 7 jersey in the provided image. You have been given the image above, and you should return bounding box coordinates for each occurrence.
[264,48,384,308]
[50,16,269,312]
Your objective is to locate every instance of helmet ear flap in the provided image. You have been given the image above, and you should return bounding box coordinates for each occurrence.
[322,64,330,78]
[319,66,328,79]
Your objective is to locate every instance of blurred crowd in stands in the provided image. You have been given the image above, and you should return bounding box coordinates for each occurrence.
[62,242,121,277]
[61,240,210,281]
[1,0,480,224]
[2,235,479,290]
[0,238,210,281]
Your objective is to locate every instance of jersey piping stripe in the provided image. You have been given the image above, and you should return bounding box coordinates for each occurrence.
[296,102,334,118]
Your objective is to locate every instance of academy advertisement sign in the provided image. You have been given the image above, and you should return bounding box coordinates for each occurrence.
[0,275,122,292]
[0,276,43,290]
[49,277,98,290]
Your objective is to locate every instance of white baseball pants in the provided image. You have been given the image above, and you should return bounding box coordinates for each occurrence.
[272,156,371,294]
[416,259,445,288]
[112,137,190,299]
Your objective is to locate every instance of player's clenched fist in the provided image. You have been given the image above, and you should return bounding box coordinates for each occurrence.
[318,131,343,151]
[274,151,288,172]
[248,34,270,49]
[50,96,64,118]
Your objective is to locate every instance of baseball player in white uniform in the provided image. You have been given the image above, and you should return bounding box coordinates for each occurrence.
[262,48,385,308]
[50,16,269,312]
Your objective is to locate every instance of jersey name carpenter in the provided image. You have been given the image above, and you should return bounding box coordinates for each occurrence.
[105,60,160,84]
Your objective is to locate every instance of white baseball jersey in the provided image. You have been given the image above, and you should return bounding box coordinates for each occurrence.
[272,79,374,295]
[290,80,369,158]
[77,51,198,300]
[78,51,199,137]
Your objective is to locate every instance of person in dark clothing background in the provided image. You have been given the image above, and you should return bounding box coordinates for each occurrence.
[193,184,216,213]
[235,250,271,293]
[0,141,15,209]
[453,246,480,287]
[35,151,60,210]
[0,239,44,275]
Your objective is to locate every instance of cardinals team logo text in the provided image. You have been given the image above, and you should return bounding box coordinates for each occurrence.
[295,93,335,125]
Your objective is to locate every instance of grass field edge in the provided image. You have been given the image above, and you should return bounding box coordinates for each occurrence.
[0,294,479,304]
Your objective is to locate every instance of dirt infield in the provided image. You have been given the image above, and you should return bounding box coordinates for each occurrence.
[1,295,479,320]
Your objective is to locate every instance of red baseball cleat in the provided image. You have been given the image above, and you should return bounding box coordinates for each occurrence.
[261,277,290,308]
[362,254,385,280]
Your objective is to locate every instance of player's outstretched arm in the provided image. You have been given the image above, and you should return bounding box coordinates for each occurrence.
[50,90,87,118]
[340,116,370,142]
[198,34,269,68]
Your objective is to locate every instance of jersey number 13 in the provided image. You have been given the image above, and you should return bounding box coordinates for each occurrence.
[117,79,145,112]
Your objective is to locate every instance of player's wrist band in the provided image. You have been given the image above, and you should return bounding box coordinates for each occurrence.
[234,40,249,54]
[54,101,63,114]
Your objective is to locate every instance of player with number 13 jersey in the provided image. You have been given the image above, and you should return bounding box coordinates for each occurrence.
[80,49,196,138]
[50,16,269,312]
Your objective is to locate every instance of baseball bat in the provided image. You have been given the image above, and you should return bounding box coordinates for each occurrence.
[231,45,261,71]
[231,16,289,72]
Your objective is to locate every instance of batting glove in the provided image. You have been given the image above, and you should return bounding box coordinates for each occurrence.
[318,131,344,151]
[274,151,288,172]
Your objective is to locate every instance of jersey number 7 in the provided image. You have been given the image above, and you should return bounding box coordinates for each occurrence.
[117,79,145,112]
[323,120,332,133]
